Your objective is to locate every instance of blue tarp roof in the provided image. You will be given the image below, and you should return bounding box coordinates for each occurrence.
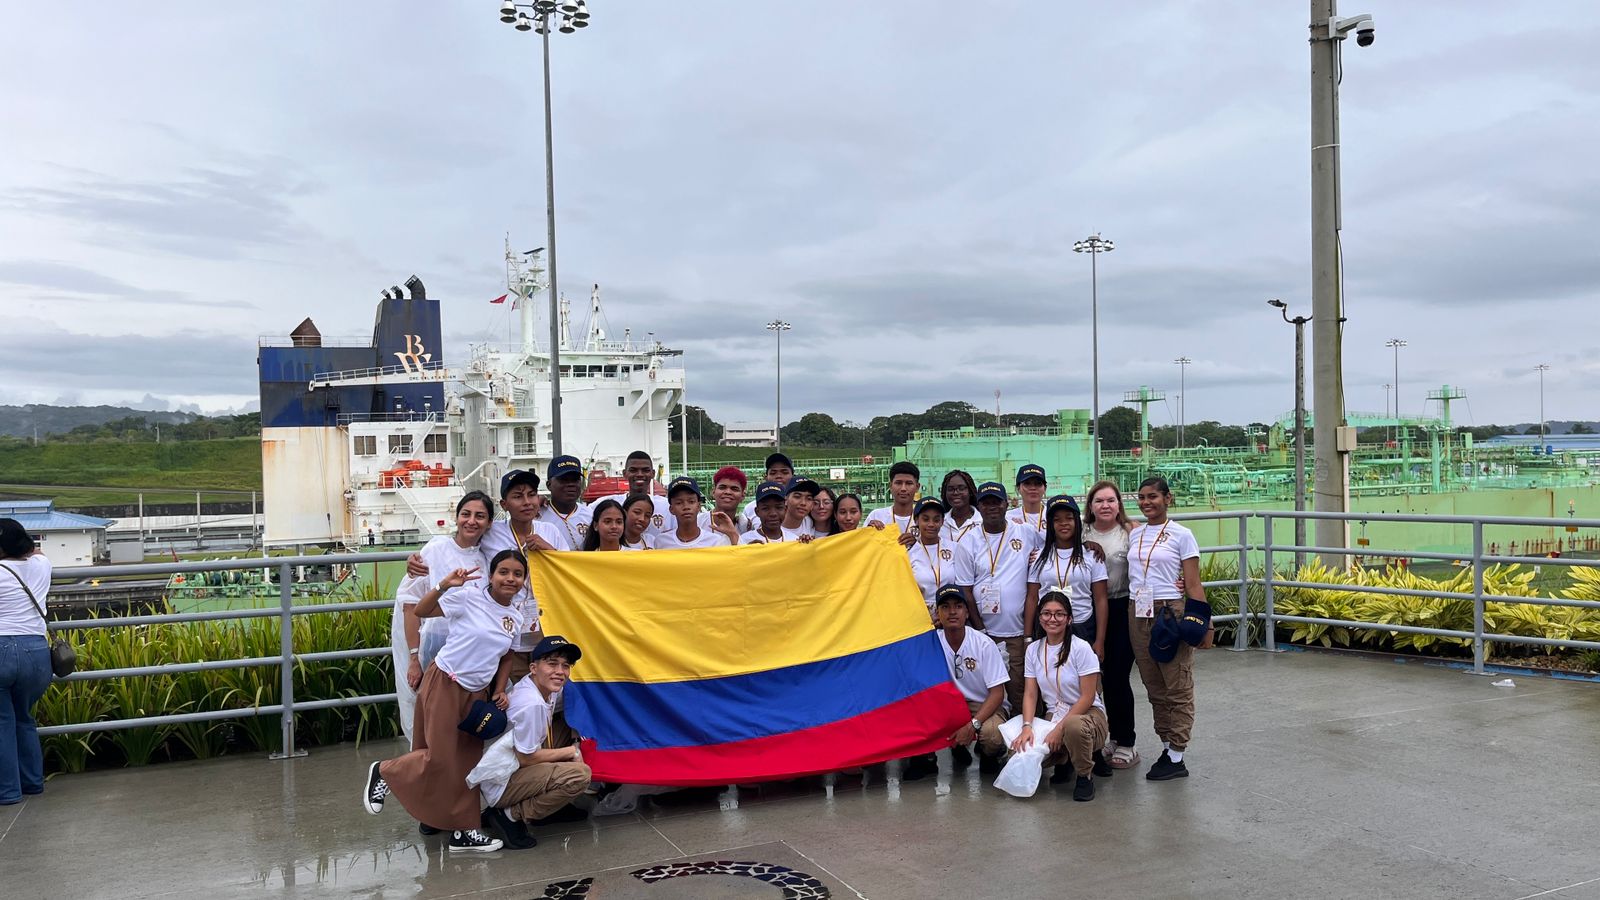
[0,499,111,531]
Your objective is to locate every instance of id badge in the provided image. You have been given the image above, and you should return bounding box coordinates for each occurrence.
[979,584,1001,616]
[1133,587,1154,618]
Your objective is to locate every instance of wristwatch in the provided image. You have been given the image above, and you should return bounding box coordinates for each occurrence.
[408,648,419,657]
[970,717,983,733]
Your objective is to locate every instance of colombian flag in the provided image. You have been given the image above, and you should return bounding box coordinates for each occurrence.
[531,527,969,785]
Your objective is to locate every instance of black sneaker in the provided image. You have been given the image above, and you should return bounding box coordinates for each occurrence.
[950,744,973,770]
[901,754,937,781]
[1048,764,1073,785]
[482,807,538,850]
[977,750,1003,775]
[418,823,441,836]
[361,761,388,814]
[1092,749,1114,778]
[1145,751,1189,781]
[1073,775,1096,801]
[448,829,503,853]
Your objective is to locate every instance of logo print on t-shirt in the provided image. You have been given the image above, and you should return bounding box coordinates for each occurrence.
[964,657,977,671]
[1155,532,1169,544]
[501,617,515,634]
[940,549,952,561]
[652,515,664,527]
[577,524,589,535]
[1009,539,1023,551]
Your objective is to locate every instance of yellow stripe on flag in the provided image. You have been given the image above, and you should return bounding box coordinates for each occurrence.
[530,526,931,684]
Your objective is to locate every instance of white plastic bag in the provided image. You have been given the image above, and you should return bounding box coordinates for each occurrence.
[467,732,519,792]
[993,715,1055,798]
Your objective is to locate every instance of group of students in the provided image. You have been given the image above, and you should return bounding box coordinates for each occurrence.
[362,449,1212,852]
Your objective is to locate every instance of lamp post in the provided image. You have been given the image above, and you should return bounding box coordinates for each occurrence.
[1269,299,1310,564]
[1536,363,1550,446]
[1383,383,1390,418]
[766,320,791,451]
[500,0,591,456]
[1173,356,1191,448]
[1385,338,1406,445]
[1073,234,1114,481]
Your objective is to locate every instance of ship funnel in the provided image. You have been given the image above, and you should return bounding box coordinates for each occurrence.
[405,275,427,301]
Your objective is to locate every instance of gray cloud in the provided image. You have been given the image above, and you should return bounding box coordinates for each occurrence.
[0,260,242,309]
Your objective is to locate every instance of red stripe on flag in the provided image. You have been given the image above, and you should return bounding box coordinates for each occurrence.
[490,294,508,304]
[576,681,970,786]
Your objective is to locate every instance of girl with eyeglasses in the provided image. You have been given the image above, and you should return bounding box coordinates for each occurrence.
[1008,591,1107,801]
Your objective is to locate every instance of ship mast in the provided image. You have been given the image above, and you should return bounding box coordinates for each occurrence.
[505,236,546,356]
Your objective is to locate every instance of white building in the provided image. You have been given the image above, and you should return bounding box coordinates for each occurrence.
[0,500,112,566]
[721,422,778,448]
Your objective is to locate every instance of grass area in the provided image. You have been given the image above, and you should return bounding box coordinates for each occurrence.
[677,444,894,468]
[0,438,261,494]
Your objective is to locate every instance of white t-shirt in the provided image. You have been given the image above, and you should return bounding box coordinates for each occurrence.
[652,526,734,550]
[431,584,519,692]
[1127,520,1201,613]
[865,507,915,537]
[939,625,1008,707]
[907,539,975,610]
[621,537,653,551]
[536,503,594,551]
[1027,548,1108,624]
[399,535,487,647]
[1024,636,1105,719]
[968,524,1042,638]
[941,511,984,547]
[481,520,561,652]
[1087,524,1131,597]
[0,555,51,637]
[738,524,811,544]
[507,676,560,755]
[595,492,672,538]
[1006,507,1048,533]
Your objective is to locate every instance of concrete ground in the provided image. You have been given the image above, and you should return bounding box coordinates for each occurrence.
[4,650,1599,900]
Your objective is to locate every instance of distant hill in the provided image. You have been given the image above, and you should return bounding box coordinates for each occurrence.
[0,404,199,439]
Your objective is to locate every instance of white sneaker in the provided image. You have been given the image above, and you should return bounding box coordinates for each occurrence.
[449,829,503,853]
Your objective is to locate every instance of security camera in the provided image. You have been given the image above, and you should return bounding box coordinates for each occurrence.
[1329,14,1375,47]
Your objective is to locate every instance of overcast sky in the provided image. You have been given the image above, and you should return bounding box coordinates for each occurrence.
[2,2,1596,428]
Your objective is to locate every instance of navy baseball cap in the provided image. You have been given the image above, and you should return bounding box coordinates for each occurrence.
[935,584,966,607]
[532,634,582,663]
[547,455,583,480]
[666,476,702,499]
[458,699,508,740]
[914,497,948,517]
[499,469,540,497]
[1178,597,1213,646]
[1016,463,1047,486]
[1149,607,1183,663]
[754,480,787,503]
[1046,495,1079,517]
[764,452,794,472]
[785,477,820,497]
[975,482,1008,503]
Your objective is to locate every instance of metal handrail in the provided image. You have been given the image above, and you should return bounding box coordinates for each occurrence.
[33,510,1600,761]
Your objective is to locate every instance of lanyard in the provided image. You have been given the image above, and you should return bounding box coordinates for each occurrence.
[511,521,536,553]
[980,527,1010,577]
[1038,639,1065,707]
[1053,548,1072,593]
[1020,508,1042,530]
[1135,520,1172,590]
[550,506,581,548]
[918,540,943,586]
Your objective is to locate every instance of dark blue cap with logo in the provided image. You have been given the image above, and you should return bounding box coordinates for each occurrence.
[499,469,540,497]
[547,455,583,481]
[1046,494,1079,517]
[914,497,948,517]
[532,634,582,663]
[755,480,787,503]
[765,452,794,472]
[975,481,1008,503]
[1149,607,1183,663]
[785,477,820,497]
[458,699,508,740]
[666,475,702,499]
[1016,463,1047,486]
[935,583,966,606]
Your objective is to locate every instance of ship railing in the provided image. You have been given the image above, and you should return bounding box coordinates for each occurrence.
[34,510,1600,761]
[310,360,447,386]
[337,411,444,425]
[38,550,413,759]
[258,335,375,349]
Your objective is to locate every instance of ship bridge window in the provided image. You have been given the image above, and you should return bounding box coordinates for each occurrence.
[423,433,448,454]
[354,435,377,456]
[388,435,413,454]
[617,396,625,407]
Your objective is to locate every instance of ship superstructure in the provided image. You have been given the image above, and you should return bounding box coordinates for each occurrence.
[256,252,685,548]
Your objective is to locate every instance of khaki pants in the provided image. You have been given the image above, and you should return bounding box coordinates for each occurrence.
[1043,707,1109,777]
[1130,599,1196,751]
[964,700,1006,757]
[990,635,1028,717]
[493,711,591,823]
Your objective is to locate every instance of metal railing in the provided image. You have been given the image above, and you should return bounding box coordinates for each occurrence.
[40,551,412,759]
[36,510,1600,762]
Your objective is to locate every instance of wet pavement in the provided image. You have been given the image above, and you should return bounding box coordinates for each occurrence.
[5,650,1600,899]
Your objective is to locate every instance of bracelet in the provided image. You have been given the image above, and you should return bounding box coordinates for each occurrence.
[407,648,419,656]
